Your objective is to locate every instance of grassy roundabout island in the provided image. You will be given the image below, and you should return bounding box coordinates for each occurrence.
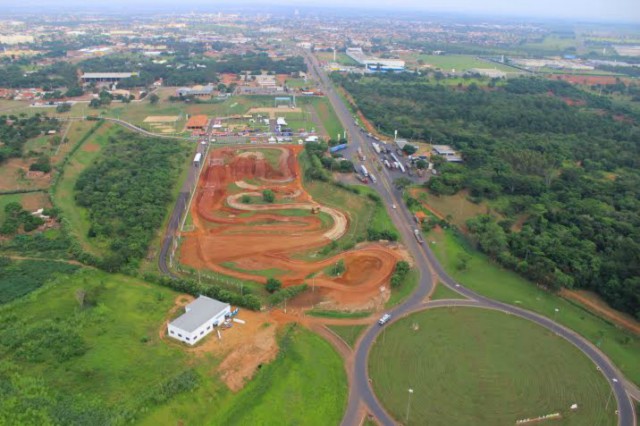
[369,308,616,426]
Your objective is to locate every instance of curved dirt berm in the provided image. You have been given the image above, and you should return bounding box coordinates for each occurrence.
[180,145,401,309]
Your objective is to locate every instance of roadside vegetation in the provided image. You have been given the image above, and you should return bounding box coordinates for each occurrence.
[336,73,640,320]
[327,324,367,348]
[369,308,615,425]
[0,257,80,304]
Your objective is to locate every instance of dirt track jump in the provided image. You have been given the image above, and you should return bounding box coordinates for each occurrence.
[179,145,401,309]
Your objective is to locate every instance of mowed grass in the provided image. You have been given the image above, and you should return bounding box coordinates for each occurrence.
[369,308,615,426]
[52,122,113,257]
[429,282,466,300]
[327,324,367,348]
[299,97,345,140]
[385,269,419,308]
[429,228,640,386]
[142,324,347,426]
[404,53,518,72]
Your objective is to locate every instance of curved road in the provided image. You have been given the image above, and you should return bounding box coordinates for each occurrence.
[301,51,636,426]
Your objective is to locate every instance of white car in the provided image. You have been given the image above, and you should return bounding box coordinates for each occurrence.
[392,204,397,209]
[378,313,391,326]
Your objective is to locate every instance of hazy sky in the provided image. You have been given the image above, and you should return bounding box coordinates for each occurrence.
[4,0,640,23]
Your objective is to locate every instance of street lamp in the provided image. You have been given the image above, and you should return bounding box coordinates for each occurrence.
[405,388,414,424]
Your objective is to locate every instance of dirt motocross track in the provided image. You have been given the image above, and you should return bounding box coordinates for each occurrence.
[180,145,401,309]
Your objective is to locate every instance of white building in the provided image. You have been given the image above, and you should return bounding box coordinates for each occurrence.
[168,296,230,346]
[433,145,463,163]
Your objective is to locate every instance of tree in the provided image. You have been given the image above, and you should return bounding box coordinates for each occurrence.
[402,144,418,155]
[416,159,428,169]
[149,93,159,104]
[332,259,346,276]
[265,278,282,293]
[89,98,102,108]
[394,177,412,190]
[56,103,71,113]
[262,189,275,203]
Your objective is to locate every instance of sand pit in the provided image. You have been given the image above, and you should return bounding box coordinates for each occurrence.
[143,115,180,123]
[180,145,402,310]
[246,107,302,119]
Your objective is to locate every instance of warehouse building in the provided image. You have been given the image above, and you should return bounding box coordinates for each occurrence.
[168,296,231,345]
[80,72,138,83]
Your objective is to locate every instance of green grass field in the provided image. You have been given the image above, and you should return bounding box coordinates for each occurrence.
[307,309,372,319]
[429,228,640,387]
[315,51,361,67]
[430,282,465,300]
[405,54,519,73]
[52,122,114,257]
[385,269,419,308]
[299,97,345,140]
[0,191,49,223]
[142,324,347,426]
[0,268,347,425]
[369,308,615,426]
[327,324,367,348]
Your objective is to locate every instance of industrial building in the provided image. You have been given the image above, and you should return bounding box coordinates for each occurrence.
[176,84,215,97]
[345,48,405,72]
[80,72,138,83]
[168,296,231,346]
[433,145,463,162]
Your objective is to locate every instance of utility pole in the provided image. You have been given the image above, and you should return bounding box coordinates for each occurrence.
[405,388,414,424]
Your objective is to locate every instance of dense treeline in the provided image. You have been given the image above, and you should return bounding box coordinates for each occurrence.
[337,73,640,318]
[0,61,79,89]
[73,131,185,271]
[80,52,307,87]
[0,114,60,163]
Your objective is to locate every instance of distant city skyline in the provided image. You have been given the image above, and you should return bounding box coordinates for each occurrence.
[1,0,638,23]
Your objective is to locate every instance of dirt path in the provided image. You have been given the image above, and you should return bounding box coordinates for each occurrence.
[560,289,640,335]
[179,145,403,310]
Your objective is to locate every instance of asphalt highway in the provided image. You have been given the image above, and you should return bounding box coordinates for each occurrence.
[302,51,636,426]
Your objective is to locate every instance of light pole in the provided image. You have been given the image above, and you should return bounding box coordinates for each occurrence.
[606,378,618,411]
[405,388,414,424]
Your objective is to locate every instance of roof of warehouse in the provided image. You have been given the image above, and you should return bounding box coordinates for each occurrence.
[170,296,229,333]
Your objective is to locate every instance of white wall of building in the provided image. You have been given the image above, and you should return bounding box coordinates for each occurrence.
[168,306,230,346]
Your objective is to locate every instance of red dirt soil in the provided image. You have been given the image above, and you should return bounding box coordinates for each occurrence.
[180,145,401,309]
[548,74,628,86]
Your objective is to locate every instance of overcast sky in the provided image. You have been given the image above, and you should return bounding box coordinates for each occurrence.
[4,0,640,23]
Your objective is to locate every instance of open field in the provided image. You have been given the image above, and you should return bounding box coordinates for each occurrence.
[0,191,49,223]
[400,53,519,73]
[369,308,615,425]
[299,97,345,140]
[143,324,347,425]
[179,145,403,310]
[0,267,347,425]
[428,228,640,386]
[315,51,361,67]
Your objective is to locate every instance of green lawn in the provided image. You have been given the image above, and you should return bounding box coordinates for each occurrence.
[407,54,519,73]
[327,324,367,348]
[429,228,640,386]
[142,324,347,426]
[299,97,345,140]
[369,308,615,426]
[430,282,466,300]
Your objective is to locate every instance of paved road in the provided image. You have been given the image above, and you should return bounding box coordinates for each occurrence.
[302,51,636,426]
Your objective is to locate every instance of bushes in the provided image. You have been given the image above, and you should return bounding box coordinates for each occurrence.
[262,189,275,203]
[268,284,308,305]
[390,260,411,288]
[0,202,45,236]
[144,273,262,311]
[0,258,79,304]
[265,278,282,293]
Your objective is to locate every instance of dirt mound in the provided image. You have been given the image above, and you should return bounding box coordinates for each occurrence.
[180,145,401,310]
